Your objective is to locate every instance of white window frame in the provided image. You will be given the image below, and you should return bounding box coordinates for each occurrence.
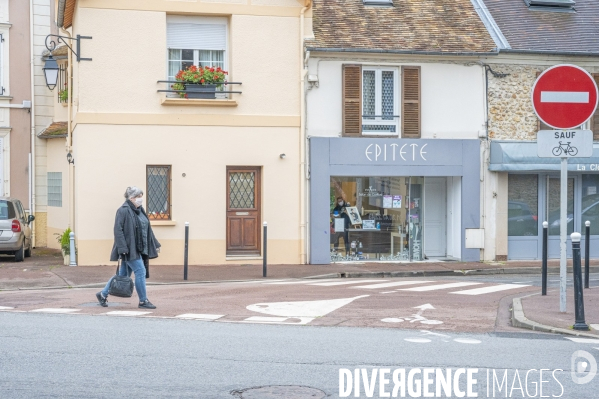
[166,16,228,97]
[361,67,400,136]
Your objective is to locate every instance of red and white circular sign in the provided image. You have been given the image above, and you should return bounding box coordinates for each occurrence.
[532,64,598,130]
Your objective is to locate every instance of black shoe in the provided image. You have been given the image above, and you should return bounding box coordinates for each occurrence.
[138,300,156,309]
[96,292,108,307]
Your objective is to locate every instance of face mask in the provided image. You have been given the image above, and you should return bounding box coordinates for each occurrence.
[134,197,143,207]
[338,201,344,205]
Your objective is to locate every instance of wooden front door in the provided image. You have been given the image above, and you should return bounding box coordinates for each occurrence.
[226,167,261,255]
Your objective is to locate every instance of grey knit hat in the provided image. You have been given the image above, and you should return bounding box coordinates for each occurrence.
[124,186,143,199]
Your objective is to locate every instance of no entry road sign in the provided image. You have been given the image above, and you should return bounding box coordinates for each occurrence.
[532,64,598,130]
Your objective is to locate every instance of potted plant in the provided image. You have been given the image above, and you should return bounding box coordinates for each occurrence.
[172,65,228,99]
[58,86,68,102]
[56,228,72,265]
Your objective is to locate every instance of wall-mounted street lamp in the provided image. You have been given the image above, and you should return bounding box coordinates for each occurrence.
[66,152,74,165]
[43,34,92,91]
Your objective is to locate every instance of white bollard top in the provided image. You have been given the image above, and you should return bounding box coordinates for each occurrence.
[263,221,267,226]
[571,232,581,242]
[69,232,75,238]
[586,221,591,227]
[185,221,189,226]
[542,221,548,228]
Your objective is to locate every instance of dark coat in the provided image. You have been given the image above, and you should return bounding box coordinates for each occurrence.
[110,201,161,262]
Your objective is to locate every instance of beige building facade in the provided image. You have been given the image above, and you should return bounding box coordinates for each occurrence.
[44,0,312,265]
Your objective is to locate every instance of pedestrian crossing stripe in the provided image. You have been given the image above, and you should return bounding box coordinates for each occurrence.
[351,281,434,289]
[264,279,339,285]
[450,284,530,296]
[106,311,152,316]
[175,313,224,320]
[309,279,388,286]
[0,306,14,310]
[398,282,481,292]
[30,308,81,313]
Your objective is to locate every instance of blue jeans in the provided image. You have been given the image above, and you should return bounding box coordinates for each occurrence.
[101,256,147,302]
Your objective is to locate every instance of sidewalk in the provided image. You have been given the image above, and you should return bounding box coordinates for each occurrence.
[2,248,599,291]
[514,287,599,337]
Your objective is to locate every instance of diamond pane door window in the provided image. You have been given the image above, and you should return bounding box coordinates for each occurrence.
[147,166,171,220]
[227,167,261,255]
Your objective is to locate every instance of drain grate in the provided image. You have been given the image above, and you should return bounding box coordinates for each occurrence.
[231,385,327,398]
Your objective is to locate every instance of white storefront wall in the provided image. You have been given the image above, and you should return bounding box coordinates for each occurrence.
[306,59,486,139]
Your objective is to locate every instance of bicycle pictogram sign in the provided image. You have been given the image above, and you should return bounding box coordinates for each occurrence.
[552,141,578,157]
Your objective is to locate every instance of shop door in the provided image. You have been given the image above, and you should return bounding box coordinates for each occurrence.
[424,177,447,257]
[226,167,261,255]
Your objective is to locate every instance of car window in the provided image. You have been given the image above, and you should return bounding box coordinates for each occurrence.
[508,204,523,218]
[0,201,16,220]
[15,201,24,220]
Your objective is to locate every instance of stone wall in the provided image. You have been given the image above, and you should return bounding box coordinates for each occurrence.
[487,64,544,141]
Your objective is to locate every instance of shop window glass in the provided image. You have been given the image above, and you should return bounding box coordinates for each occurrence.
[582,175,599,235]
[547,177,574,236]
[508,175,538,237]
[329,176,423,262]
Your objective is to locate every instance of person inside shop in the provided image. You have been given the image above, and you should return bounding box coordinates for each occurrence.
[331,197,351,253]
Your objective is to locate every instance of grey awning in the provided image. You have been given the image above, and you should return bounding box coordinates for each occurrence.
[490,141,599,172]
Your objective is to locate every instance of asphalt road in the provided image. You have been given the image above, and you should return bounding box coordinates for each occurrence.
[1,312,598,398]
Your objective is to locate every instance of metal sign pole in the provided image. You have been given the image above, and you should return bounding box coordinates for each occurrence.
[560,157,567,312]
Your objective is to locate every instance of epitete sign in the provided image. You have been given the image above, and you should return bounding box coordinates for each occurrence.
[537,130,593,158]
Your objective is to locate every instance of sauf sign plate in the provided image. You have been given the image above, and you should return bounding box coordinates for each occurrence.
[537,130,593,158]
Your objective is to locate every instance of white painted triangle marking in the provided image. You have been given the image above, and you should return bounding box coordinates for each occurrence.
[450,284,530,296]
[31,308,80,313]
[247,295,369,318]
[565,337,599,344]
[414,304,435,311]
[309,279,387,286]
[350,280,434,289]
[241,316,315,325]
[399,282,481,292]
[175,314,224,320]
[106,311,152,316]
[590,324,599,331]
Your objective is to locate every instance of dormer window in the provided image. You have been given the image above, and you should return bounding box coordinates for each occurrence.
[363,0,394,6]
[524,0,575,12]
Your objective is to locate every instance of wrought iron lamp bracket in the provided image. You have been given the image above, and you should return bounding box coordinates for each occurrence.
[45,34,92,62]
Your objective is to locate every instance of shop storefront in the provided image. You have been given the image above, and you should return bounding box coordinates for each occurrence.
[309,138,481,264]
[490,141,599,260]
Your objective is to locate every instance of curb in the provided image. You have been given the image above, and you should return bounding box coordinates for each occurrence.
[511,296,598,338]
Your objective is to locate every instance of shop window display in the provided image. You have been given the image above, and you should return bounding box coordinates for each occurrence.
[330,176,424,262]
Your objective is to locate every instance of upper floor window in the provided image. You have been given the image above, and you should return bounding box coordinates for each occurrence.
[362,67,399,135]
[166,16,227,81]
[343,64,420,138]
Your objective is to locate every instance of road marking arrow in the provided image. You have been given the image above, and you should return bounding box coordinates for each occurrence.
[413,304,435,315]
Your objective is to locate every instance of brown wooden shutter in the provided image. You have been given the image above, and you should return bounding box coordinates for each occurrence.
[593,74,599,141]
[402,66,421,138]
[342,64,362,137]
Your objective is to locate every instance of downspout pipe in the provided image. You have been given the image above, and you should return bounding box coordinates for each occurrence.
[59,25,74,230]
[299,0,311,264]
[29,0,36,247]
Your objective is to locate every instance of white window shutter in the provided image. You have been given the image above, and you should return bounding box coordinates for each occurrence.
[167,23,226,51]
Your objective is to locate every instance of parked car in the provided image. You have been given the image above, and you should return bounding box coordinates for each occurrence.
[508,201,538,236]
[549,194,599,235]
[0,198,35,262]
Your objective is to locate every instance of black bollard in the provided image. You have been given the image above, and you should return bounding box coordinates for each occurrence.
[263,222,267,277]
[542,221,548,296]
[571,232,589,331]
[585,221,590,289]
[184,222,189,281]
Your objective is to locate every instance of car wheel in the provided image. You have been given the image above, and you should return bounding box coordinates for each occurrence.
[25,242,32,258]
[14,244,24,262]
